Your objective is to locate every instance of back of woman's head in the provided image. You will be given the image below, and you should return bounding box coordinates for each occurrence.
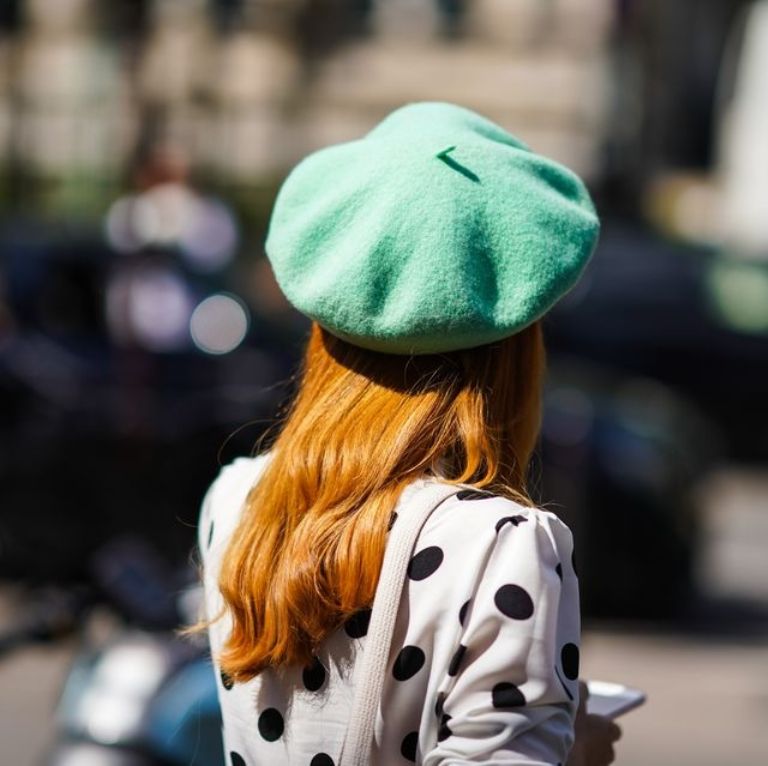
[211,320,545,681]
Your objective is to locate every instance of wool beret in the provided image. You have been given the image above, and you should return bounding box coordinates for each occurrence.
[265,101,600,355]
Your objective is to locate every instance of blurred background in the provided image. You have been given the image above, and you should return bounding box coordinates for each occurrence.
[0,0,766,764]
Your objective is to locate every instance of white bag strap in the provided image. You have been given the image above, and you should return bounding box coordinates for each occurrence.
[340,480,460,766]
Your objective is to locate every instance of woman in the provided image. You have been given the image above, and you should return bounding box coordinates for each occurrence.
[191,103,621,765]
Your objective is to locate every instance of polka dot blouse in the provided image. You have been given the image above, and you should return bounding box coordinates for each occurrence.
[198,453,581,765]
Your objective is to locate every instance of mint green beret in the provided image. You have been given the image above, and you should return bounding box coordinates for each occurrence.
[265,102,600,355]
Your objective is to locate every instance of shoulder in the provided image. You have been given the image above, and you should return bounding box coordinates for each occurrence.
[197,451,273,557]
[400,480,575,601]
[418,482,573,555]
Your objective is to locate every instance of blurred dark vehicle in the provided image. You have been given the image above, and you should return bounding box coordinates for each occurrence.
[541,214,768,616]
[0,205,300,586]
[547,221,768,463]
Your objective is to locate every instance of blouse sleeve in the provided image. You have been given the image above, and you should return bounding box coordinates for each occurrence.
[422,507,580,766]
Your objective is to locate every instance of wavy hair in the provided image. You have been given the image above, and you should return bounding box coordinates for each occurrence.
[187,320,545,682]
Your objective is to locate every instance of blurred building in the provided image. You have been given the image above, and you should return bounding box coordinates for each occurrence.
[0,0,615,220]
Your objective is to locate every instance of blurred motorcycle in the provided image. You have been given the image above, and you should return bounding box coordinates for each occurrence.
[31,537,225,766]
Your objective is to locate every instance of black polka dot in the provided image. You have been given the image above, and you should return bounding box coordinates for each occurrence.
[494,584,534,620]
[555,562,563,580]
[561,642,580,680]
[400,731,418,761]
[207,520,215,548]
[310,755,334,766]
[457,489,495,501]
[407,546,444,580]
[437,713,452,741]
[393,645,425,681]
[344,608,371,638]
[220,668,234,690]
[257,708,284,741]
[388,511,398,531]
[447,644,467,677]
[459,599,470,626]
[230,752,246,766]
[434,691,445,718]
[492,682,526,708]
[302,656,326,691]
[495,515,528,533]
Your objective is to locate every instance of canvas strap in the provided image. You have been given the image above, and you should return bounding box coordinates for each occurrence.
[339,480,460,766]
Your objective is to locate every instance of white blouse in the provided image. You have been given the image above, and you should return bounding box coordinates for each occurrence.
[198,453,581,766]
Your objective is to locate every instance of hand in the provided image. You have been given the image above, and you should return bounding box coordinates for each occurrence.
[565,681,622,766]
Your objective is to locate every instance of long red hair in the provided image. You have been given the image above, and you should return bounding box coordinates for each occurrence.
[190,320,545,682]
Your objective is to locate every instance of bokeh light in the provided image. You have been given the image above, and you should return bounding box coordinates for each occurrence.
[190,293,249,355]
